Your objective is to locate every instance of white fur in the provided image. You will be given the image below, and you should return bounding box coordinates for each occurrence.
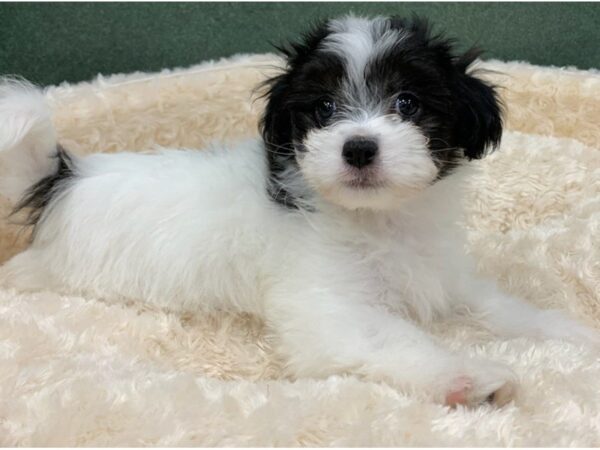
[1,74,598,409]
[300,116,437,210]
[0,79,57,202]
[324,15,404,105]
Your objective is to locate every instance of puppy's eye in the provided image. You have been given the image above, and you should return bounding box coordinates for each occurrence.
[395,93,419,117]
[315,98,336,124]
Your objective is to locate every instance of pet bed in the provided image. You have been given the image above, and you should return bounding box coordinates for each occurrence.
[0,53,599,446]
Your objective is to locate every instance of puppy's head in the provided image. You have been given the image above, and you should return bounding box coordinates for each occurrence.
[260,15,503,210]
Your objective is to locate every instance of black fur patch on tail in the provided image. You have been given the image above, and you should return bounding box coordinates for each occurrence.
[12,145,75,232]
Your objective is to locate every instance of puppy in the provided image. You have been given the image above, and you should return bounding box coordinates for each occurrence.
[1,15,597,407]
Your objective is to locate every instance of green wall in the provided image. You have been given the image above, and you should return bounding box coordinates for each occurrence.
[1,2,598,86]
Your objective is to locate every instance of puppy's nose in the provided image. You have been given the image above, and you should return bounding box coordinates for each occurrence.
[342,137,378,169]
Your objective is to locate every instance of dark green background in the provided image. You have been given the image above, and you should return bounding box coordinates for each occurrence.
[1,2,598,86]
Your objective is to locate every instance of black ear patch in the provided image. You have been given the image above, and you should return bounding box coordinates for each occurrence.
[453,49,504,159]
[259,19,331,150]
[388,17,504,160]
[258,20,332,207]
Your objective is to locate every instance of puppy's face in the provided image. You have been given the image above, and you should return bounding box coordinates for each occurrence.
[261,16,503,210]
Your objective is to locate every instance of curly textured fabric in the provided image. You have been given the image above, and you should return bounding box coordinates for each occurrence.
[0,54,599,446]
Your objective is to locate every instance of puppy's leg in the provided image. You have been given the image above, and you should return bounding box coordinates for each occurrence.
[266,288,517,407]
[459,279,599,345]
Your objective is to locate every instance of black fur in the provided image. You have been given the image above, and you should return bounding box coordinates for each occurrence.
[260,15,503,207]
[12,145,75,234]
[452,48,504,159]
[259,20,339,207]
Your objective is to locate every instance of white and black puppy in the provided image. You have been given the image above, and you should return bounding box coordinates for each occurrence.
[1,15,597,407]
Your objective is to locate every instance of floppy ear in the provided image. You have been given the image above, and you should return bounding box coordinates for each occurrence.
[259,72,294,161]
[258,20,331,207]
[259,19,330,156]
[453,50,503,159]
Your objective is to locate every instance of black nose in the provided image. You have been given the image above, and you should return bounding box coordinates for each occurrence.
[342,137,378,169]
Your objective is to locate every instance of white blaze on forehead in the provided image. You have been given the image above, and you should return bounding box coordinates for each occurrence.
[322,16,406,88]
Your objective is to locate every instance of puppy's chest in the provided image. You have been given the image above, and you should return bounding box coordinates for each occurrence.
[352,229,450,321]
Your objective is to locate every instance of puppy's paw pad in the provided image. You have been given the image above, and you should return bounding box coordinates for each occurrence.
[444,364,517,408]
[444,376,472,406]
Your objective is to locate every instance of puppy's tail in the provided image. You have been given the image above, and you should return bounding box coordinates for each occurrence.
[0,78,60,203]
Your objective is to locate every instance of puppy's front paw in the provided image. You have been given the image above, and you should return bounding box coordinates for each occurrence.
[442,359,518,408]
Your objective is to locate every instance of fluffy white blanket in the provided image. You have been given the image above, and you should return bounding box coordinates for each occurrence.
[0,54,599,446]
